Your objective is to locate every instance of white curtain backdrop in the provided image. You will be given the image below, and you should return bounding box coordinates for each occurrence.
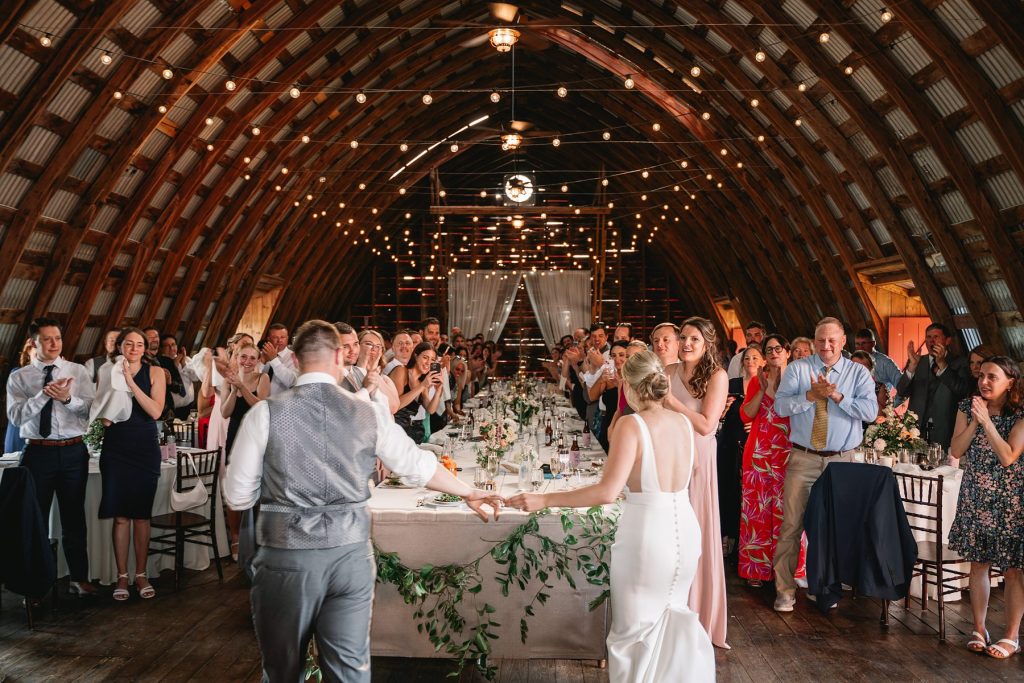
[447,270,523,342]
[523,271,591,349]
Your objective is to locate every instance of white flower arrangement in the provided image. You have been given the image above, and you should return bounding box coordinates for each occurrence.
[863,406,925,455]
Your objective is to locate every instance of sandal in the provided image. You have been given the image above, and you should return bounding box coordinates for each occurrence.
[986,638,1020,660]
[135,573,156,600]
[967,629,990,653]
[747,579,763,588]
[113,573,130,602]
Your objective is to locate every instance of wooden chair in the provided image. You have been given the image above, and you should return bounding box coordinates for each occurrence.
[149,449,223,590]
[171,421,196,448]
[886,472,970,642]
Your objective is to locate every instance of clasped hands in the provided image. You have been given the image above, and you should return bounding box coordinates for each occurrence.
[806,373,839,403]
[42,377,73,403]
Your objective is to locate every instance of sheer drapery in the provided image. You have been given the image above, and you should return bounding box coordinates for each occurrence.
[447,270,522,342]
[523,271,591,349]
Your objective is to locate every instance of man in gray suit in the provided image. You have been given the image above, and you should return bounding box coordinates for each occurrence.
[895,322,972,448]
[224,320,500,682]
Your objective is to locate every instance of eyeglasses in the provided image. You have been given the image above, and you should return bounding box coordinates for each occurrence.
[360,341,384,351]
[764,345,786,355]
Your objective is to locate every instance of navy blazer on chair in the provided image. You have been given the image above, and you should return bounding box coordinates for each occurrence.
[0,466,57,599]
[804,462,918,612]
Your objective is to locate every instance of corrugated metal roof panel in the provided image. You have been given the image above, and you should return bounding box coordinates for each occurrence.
[255,58,282,83]
[188,235,204,255]
[161,228,180,250]
[850,67,886,102]
[225,87,253,113]
[824,194,842,219]
[941,285,969,315]
[128,69,161,99]
[95,108,132,140]
[722,0,754,24]
[197,1,232,28]
[46,80,91,121]
[111,167,144,199]
[781,0,817,29]
[26,230,55,253]
[286,31,313,56]
[820,97,850,126]
[847,132,878,158]
[869,219,892,244]
[0,324,20,356]
[129,219,153,242]
[317,4,345,28]
[819,33,853,63]
[228,33,261,63]
[884,108,918,139]
[68,147,106,183]
[49,284,79,314]
[172,149,199,176]
[737,56,764,82]
[73,327,100,357]
[847,182,870,210]
[1012,100,1024,129]
[823,150,844,172]
[75,243,96,261]
[1000,327,1024,359]
[88,204,119,233]
[150,181,176,212]
[126,293,146,318]
[889,34,932,77]
[0,278,36,309]
[955,120,1001,163]
[983,279,1015,312]
[16,126,61,166]
[797,119,820,143]
[138,130,172,161]
[933,0,985,42]
[195,62,227,93]
[225,176,244,198]
[156,296,171,319]
[181,299,196,324]
[900,207,928,237]
[703,30,732,55]
[119,0,161,37]
[985,171,1024,211]
[42,189,78,222]
[89,289,114,316]
[849,0,888,31]
[0,173,33,206]
[912,148,947,183]
[923,78,967,117]
[163,95,195,127]
[207,204,225,226]
[845,228,862,252]
[875,166,904,198]
[975,45,1022,89]
[938,191,974,223]
[160,33,194,66]
[264,4,294,29]
[113,252,132,269]
[0,45,39,96]
[768,89,793,111]
[20,0,76,40]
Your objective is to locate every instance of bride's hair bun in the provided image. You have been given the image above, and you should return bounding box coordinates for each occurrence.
[622,350,670,402]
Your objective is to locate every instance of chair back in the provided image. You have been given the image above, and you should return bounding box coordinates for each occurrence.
[172,421,196,447]
[175,449,220,516]
[893,471,943,559]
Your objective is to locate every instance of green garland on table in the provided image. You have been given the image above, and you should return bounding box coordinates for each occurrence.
[369,505,618,680]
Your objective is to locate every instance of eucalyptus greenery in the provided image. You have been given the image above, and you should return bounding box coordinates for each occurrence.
[372,505,619,679]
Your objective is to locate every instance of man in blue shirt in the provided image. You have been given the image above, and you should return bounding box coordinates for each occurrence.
[772,317,878,612]
[853,328,902,394]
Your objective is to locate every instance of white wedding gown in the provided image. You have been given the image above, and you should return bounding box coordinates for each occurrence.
[607,414,716,682]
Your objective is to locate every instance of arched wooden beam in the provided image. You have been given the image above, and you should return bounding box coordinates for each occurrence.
[746,2,1002,347]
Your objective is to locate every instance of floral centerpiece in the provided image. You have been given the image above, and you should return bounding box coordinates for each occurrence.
[863,406,925,455]
[476,417,518,467]
[83,420,105,454]
[510,394,541,427]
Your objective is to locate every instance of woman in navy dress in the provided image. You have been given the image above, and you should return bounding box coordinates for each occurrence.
[98,327,166,601]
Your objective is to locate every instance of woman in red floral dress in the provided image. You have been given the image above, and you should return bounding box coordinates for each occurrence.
[738,334,806,587]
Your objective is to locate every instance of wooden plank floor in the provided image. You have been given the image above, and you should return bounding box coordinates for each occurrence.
[1,562,1022,682]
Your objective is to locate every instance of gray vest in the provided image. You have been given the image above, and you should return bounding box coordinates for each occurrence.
[257,382,379,549]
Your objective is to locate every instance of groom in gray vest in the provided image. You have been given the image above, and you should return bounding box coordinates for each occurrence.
[224,320,500,682]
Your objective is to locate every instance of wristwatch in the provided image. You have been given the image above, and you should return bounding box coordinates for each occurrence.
[62,396,73,405]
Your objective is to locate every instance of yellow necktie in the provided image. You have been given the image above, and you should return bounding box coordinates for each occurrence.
[810,366,831,450]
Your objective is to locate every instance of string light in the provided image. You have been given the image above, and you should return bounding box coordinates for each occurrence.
[701,111,711,120]
[750,98,759,107]
[39,33,52,47]
[450,143,459,152]
[552,137,560,147]
[355,91,367,103]
[490,91,501,103]
[422,92,433,105]
[689,65,701,77]
[161,68,173,80]
[556,86,568,98]
[602,131,611,140]
[880,8,893,23]
[819,32,830,43]
[289,85,301,98]
[157,105,167,113]
[205,117,214,125]
[798,83,807,92]
[624,75,635,89]
[844,65,854,75]
[754,50,766,62]
[652,123,661,132]
[399,143,408,152]
[113,90,123,99]
[350,140,359,148]
[301,134,310,143]
[100,51,112,65]
[794,117,803,126]
[251,126,260,135]
[225,78,237,91]
[680,160,688,168]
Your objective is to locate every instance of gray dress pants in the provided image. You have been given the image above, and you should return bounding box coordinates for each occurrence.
[251,541,376,683]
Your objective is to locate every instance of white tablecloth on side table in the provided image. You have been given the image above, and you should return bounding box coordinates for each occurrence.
[2,451,229,584]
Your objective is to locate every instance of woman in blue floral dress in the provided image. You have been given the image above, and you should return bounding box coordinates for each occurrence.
[948,356,1024,660]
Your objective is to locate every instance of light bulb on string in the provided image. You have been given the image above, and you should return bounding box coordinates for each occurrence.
[750,98,759,107]
[157,105,167,113]
[880,8,893,23]
[844,65,854,75]
[798,82,807,92]
[161,68,173,80]
[701,111,711,120]
[399,143,408,152]
[490,91,501,103]
[623,75,635,89]
[225,79,236,91]
[100,51,112,65]
[422,92,433,105]
[552,137,560,147]
[652,122,661,132]
[350,140,358,148]
[251,126,260,135]
[690,65,701,77]
[754,50,766,62]
[355,91,367,103]
[602,131,611,140]
[819,32,830,43]
[556,86,568,98]
[289,85,301,98]
[39,33,52,47]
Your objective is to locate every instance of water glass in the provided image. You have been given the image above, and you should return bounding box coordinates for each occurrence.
[897,448,910,465]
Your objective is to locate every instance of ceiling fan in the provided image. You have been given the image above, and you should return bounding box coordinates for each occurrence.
[435,3,549,51]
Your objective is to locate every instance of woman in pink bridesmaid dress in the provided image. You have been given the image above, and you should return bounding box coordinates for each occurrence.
[666,316,730,648]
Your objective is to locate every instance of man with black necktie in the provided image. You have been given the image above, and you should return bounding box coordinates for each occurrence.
[895,322,971,448]
[6,317,97,595]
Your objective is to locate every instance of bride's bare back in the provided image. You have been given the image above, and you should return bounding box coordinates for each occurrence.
[620,407,694,494]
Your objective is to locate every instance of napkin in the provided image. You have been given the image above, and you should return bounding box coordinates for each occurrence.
[89,357,132,424]
[419,443,444,454]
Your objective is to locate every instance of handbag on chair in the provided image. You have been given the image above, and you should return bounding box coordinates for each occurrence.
[169,454,209,512]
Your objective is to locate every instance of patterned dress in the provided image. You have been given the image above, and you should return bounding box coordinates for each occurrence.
[738,375,806,582]
[948,399,1024,568]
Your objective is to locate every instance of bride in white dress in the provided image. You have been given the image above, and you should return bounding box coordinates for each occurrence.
[508,351,715,682]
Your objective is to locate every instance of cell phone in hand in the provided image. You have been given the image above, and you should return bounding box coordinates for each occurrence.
[430,362,442,373]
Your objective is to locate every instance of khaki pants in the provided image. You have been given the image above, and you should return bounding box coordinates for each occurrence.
[773,447,854,596]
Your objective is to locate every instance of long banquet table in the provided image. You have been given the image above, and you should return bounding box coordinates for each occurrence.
[369,398,613,660]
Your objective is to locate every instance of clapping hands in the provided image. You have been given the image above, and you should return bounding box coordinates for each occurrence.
[969,395,992,429]
[43,377,73,402]
[808,372,836,401]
